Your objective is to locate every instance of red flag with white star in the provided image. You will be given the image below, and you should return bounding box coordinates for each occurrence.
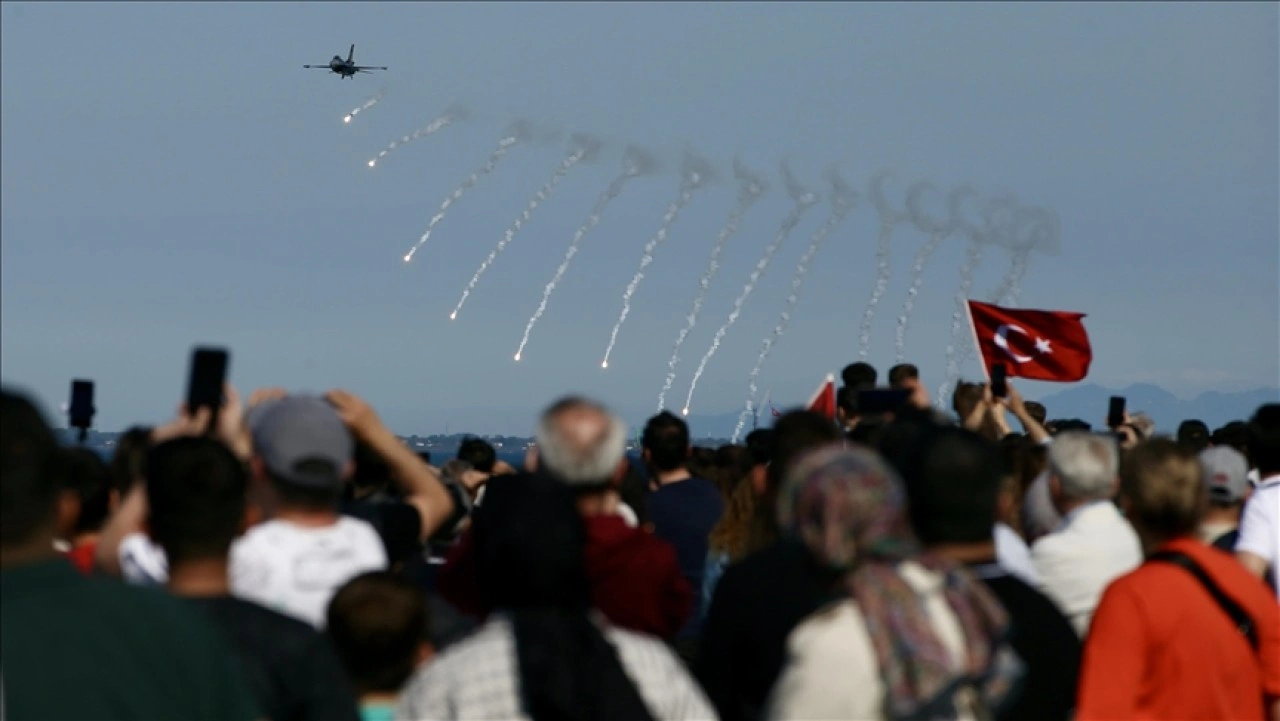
[967,300,1093,382]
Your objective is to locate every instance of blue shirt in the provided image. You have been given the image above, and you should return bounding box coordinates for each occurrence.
[647,475,724,637]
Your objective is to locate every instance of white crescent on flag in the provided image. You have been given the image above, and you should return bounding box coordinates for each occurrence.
[994,324,1033,363]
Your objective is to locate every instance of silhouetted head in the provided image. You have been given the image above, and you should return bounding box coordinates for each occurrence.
[1176,420,1211,454]
[1247,404,1280,476]
[841,362,877,390]
[457,437,497,474]
[642,411,691,473]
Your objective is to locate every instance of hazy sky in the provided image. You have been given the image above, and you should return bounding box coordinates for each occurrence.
[3,1,1277,435]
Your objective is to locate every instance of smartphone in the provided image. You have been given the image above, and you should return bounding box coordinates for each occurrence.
[186,347,229,421]
[855,388,911,415]
[68,379,95,430]
[990,363,1008,399]
[1107,396,1126,429]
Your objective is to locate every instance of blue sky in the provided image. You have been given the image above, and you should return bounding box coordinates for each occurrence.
[2,1,1276,435]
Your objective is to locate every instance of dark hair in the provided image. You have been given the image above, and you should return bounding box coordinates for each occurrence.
[146,437,248,565]
[56,447,113,536]
[744,429,774,467]
[109,426,153,495]
[896,427,1005,545]
[1176,420,1211,453]
[0,389,60,546]
[841,362,877,390]
[749,411,843,552]
[1211,421,1249,458]
[457,437,496,474]
[1023,401,1047,427]
[616,456,650,526]
[641,411,690,472]
[417,451,432,465]
[268,460,344,511]
[1247,404,1280,475]
[887,364,919,387]
[327,571,430,696]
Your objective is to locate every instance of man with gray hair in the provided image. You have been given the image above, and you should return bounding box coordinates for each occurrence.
[439,396,692,639]
[1029,431,1143,636]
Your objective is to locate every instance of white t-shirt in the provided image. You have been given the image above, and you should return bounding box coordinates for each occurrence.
[118,516,388,627]
[1235,474,1280,599]
[230,517,387,627]
[993,522,1039,586]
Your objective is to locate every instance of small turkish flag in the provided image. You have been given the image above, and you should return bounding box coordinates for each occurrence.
[967,300,1093,382]
[806,374,837,419]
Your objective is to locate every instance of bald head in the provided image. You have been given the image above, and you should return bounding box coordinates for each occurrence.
[534,396,628,488]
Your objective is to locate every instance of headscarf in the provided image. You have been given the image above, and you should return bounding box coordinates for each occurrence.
[776,445,1020,720]
[471,472,654,721]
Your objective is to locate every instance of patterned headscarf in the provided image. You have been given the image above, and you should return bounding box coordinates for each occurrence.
[777,444,1020,720]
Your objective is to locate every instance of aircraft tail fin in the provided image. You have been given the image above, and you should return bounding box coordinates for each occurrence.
[347,44,355,63]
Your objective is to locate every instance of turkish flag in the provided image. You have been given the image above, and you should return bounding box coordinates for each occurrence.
[806,374,837,419]
[967,300,1093,382]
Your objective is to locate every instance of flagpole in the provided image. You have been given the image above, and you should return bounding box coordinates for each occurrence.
[963,299,990,382]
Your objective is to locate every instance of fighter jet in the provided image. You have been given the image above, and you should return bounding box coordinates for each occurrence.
[304,45,387,79]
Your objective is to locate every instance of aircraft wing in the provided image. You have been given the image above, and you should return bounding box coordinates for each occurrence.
[303,65,331,69]
[354,66,388,71]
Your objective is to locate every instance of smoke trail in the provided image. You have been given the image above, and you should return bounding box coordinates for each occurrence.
[343,88,387,124]
[451,134,601,320]
[986,205,1059,306]
[600,149,714,369]
[657,157,767,412]
[733,167,857,441]
[893,182,964,362]
[514,147,656,362]
[403,124,530,264]
[681,161,820,417]
[367,104,466,168]
[856,169,909,359]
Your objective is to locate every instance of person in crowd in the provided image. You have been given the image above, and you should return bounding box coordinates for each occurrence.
[887,362,931,409]
[439,396,692,640]
[1077,439,1280,720]
[841,361,878,390]
[0,389,262,721]
[763,444,1022,721]
[696,410,844,721]
[456,436,496,476]
[146,436,360,721]
[1237,404,1280,596]
[1127,412,1156,440]
[396,473,716,721]
[642,410,725,652]
[108,425,153,493]
[891,425,1082,721]
[1212,420,1251,457]
[1030,431,1143,636]
[1198,446,1252,550]
[53,446,114,574]
[327,572,434,721]
[1024,401,1047,428]
[702,429,772,613]
[1177,419,1213,453]
[835,385,863,434]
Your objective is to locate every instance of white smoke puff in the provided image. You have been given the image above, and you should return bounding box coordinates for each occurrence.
[657,155,768,411]
[451,134,603,319]
[734,165,858,441]
[367,103,467,168]
[894,180,960,362]
[856,169,909,359]
[682,159,819,416]
[514,145,656,362]
[402,126,526,263]
[601,147,716,368]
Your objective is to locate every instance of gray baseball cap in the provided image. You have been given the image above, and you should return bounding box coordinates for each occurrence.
[1199,446,1248,504]
[249,395,353,487]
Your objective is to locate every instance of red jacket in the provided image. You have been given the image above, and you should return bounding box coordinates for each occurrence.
[439,514,693,639]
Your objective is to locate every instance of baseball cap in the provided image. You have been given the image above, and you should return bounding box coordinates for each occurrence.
[1199,446,1248,504]
[249,395,353,487]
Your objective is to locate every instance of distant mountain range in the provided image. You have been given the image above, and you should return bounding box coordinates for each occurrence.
[678,384,1278,438]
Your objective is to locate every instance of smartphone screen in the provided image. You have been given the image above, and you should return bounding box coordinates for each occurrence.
[991,363,1008,398]
[1107,396,1126,429]
[68,379,95,429]
[186,347,229,417]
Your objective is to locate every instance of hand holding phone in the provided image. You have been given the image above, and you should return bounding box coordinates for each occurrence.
[990,363,1008,399]
[186,347,229,432]
[68,380,95,435]
[1107,396,1126,429]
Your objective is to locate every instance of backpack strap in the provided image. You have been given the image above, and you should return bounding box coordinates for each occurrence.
[1147,550,1258,651]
